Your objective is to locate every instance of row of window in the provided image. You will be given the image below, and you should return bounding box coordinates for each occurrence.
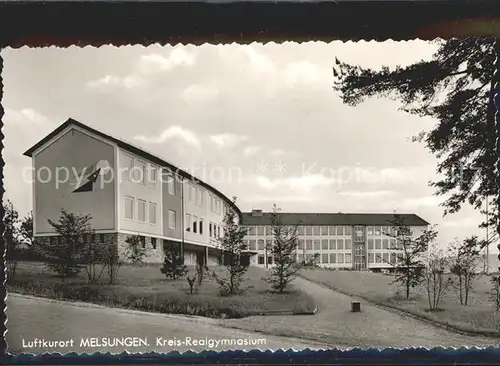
[184,213,224,239]
[122,155,160,189]
[367,238,403,250]
[244,225,401,237]
[49,233,106,245]
[185,181,226,216]
[368,252,403,264]
[124,196,177,230]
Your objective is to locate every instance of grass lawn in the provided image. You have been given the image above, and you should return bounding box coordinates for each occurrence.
[300,268,500,335]
[8,261,316,319]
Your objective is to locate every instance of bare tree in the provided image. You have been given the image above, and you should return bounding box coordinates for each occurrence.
[385,215,438,300]
[424,244,452,311]
[265,204,316,293]
[3,200,21,280]
[489,275,500,312]
[212,197,248,296]
[449,236,483,307]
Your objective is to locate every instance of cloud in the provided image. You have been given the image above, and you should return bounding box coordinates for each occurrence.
[338,190,394,198]
[86,47,197,91]
[243,146,263,157]
[282,60,321,87]
[4,108,53,126]
[182,84,219,103]
[210,133,248,150]
[243,46,276,74]
[398,195,444,210]
[441,217,482,228]
[255,173,336,192]
[134,125,201,149]
[138,49,196,75]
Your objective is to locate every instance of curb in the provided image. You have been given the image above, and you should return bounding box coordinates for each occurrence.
[297,275,500,339]
[248,304,318,317]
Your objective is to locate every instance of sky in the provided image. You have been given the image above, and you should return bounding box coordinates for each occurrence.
[1,41,495,253]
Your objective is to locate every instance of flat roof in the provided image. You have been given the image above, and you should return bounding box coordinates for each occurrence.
[241,212,430,226]
[23,117,242,219]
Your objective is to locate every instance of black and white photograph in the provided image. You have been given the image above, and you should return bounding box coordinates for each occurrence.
[3,39,500,354]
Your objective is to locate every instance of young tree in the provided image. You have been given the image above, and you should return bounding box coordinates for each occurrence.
[386,215,438,300]
[41,209,93,279]
[449,236,483,306]
[103,242,122,285]
[3,200,21,280]
[333,39,499,249]
[424,244,452,311]
[265,205,315,293]
[20,211,33,247]
[489,275,500,312]
[212,197,248,296]
[124,235,147,264]
[161,242,187,280]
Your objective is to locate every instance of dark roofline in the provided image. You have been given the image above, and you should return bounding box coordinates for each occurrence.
[23,118,242,220]
[241,212,430,226]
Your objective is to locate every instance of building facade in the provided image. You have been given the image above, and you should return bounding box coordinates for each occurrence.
[24,118,238,265]
[241,210,429,271]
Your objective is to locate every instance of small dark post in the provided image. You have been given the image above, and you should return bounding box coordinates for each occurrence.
[351,301,361,312]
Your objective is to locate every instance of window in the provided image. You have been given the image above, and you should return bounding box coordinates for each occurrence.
[391,226,398,236]
[265,226,273,236]
[345,239,352,250]
[313,226,321,236]
[138,200,146,223]
[305,226,313,236]
[306,240,313,250]
[91,233,96,243]
[267,256,273,265]
[258,255,265,265]
[382,226,389,236]
[135,160,146,184]
[210,196,214,212]
[193,216,198,233]
[329,239,336,250]
[149,202,157,225]
[298,254,304,263]
[212,225,217,238]
[298,239,305,250]
[249,240,256,250]
[397,240,404,250]
[195,188,201,206]
[248,227,256,236]
[209,223,212,237]
[168,210,176,229]
[368,253,375,263]
[201,190,205,207]
[151,237,157,249]
[148,165,157,188]
[337,239,344,250]
[330,253,336,264]
[57,236,62,245]
[217,226,221,238]
[354,226,364,242]
[367,239,374,250]
[390,253,397,264]
[375,254,382,263]
[374,226,381,236]
[125,196,134,220]
[321,253,329,264]
[49,236,55,245]
[383,252,389,263]
[190,185,195,202]
[82,233,88,243]
[242,239,248,249]
[375,239,381,249]
[329,226,336,235]
[382,239,389,249]
[338,253,344,263]
[344,226,352,235]
[321,239,329,250]
[345,253,352,263]
[321,226,329,235]
[266,239,272,249]
[140,236,146,249]
[367,226,374,236]
[123,155,133,180]
[298,226,304,235]
[199,218,203,234]
[336,226,344,236]
[185,213,191,232]
[313,239,321,250]
[258,239,265,250]
[390,239,397,249]
[99,234,105,243]
[166,176,175,195]
[257,226,265,236]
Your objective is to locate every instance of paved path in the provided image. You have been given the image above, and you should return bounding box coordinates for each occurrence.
[219,276,500,348]
[6,294,330,355]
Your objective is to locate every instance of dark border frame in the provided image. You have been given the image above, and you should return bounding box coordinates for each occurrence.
[2,1,500,364]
